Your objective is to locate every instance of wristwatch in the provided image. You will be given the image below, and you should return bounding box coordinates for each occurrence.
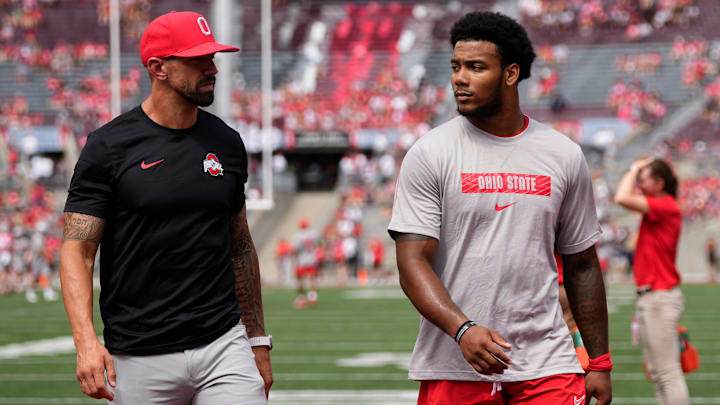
[248,335,272,350]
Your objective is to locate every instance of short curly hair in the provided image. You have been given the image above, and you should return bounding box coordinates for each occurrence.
[450,11,536,82]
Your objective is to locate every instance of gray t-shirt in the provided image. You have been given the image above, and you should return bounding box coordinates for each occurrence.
[388,116,601,382]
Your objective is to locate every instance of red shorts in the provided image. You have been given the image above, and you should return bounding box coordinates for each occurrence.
[418,373,585,405]
[295,265,317,277]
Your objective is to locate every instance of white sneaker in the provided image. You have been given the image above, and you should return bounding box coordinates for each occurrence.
[307,290,318,306]
[25,289,38,303]
[43,288,57,301]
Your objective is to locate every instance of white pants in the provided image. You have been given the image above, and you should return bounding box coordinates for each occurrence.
[109,324,266,405]
[637,288,689,405]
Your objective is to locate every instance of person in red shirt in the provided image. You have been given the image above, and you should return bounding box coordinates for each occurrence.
[293,218,319,308]
[614,157,689,405]
[274,238,293,286]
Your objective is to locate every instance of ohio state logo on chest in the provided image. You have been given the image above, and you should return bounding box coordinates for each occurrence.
[203,153,224,176]
[461,172,551,196]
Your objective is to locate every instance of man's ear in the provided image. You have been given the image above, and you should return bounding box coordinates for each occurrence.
[504,63,520,87]
[146,57,168,81]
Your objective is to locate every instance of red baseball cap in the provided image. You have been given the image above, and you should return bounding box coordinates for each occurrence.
[140,11,239,66]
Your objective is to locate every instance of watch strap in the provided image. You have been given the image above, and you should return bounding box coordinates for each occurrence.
[248,335,272,350]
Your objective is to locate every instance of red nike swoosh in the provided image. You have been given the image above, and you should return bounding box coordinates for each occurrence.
[495,202,517,211]
[141,159,164,169]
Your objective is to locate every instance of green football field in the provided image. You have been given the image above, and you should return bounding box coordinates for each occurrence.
[0,284,718,404]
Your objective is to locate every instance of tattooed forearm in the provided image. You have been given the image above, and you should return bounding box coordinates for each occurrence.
[230,207,265,337]
[62,213,105,243]
[562,246,609,358]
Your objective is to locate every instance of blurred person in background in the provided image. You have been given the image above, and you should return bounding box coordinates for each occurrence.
[293,218,319,308]
[706,236,718,282]
[389,11,611,405]
[59,11,272,404]
[614,157,689,405]
[364,235,385,283]
[275,237,293,286]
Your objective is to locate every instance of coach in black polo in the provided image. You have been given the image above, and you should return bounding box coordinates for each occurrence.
[59,11,272,404]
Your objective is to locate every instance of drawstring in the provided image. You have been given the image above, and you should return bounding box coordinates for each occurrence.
[491,381,503,396]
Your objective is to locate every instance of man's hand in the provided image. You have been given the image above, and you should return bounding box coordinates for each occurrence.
[458,325,512,375]
[75,339,115,400]
[252,346,273,398]
[585,371,612,405]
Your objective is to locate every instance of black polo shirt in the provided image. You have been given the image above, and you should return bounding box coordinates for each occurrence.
[65,106,246,355]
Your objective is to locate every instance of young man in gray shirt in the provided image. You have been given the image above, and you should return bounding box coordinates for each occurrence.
[389,11,612,405]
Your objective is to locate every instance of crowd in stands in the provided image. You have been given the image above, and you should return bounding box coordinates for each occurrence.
[0,0,152,299]
[0,94,43,131]
[682,56,717,88]
[536,44,570,65]
[615,52,662,75]
[0,40,108,77]
[671,36,711,60]
[668,37,720,87]
[0,176,63,301]
[0,0,719,296]
[678,175,720,220]
[703,75,720,125]
[529,44,570,100]
[520,0,700,39]
[0,0,144,149]
[47,66,142,146]
[607,79,667,130]
[233,67,444,134]
[530,66,560,100]
[0,0,60,43]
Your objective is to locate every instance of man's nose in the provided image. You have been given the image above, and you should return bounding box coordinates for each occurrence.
[205,59,218,76]
[453,67,468,87]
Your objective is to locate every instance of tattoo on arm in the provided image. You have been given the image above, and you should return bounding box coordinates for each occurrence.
[230,206,265,337]
[562,247,609,358]
[62,213,105,243]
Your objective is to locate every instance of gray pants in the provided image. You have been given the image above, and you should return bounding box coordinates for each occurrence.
[109,324,266,405]
[637,288,690,405]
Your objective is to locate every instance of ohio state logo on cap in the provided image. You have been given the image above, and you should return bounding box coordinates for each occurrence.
[139,11,240,66]
[203,153,224,176]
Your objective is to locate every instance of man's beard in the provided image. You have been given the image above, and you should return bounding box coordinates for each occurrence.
[457,78,503,119]
[173,76,215,107]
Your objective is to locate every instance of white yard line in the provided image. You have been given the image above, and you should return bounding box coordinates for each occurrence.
[0,337,76,360]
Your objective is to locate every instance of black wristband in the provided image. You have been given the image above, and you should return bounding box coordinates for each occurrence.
[454,320,476,343]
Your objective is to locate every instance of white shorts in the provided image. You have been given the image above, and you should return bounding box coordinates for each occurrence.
[109,323,266,405]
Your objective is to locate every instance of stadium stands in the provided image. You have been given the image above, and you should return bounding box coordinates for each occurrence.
[520,0,719,44]
[1,0,720,293]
